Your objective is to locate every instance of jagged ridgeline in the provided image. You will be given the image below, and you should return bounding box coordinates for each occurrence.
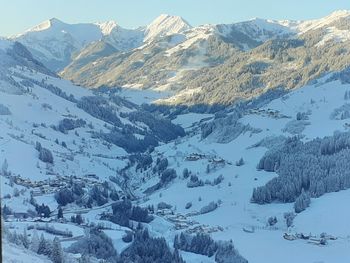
[252,132,350,211]
[59,12,350,106]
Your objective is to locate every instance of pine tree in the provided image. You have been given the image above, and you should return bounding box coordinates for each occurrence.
[236,157,245,166]
[206,164,210,174]
[38,234,52,256]
[21,229,29,249]
[2,159,8,175]
[294,189,311,213]
[51,237,64,263]
[30,229,40,253]
[57,207,63,219]
[75,214,83,225]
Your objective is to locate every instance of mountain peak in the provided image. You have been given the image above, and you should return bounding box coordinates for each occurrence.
[328,9,350,19]
[21,18,65,35]
[96,20,119,35]
[49,17,64,25]
[144,14,192,42]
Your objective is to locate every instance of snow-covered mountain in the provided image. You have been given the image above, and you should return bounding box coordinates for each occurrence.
[143,14,192,42]
[12,18,105,71]
[11,10,350,75]
[2,10,350,263]
[10,14,193,72]
[59,10,350,107]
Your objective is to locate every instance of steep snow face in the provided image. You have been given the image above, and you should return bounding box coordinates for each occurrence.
[144,14,192,42]
[96,20,118,35]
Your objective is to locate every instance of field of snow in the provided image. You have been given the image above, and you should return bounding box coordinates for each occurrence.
[137,76,350,263]
[3,241,52,263]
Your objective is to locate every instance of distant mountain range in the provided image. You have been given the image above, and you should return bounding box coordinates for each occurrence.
[7,10,350,106]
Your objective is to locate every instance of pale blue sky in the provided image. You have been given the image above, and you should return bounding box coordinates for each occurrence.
[1,0,350,36]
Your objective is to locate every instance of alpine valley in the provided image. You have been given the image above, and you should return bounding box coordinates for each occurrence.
[1,10,350,263]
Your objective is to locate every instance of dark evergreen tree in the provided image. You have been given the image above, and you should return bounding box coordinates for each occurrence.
[57,207,63,219]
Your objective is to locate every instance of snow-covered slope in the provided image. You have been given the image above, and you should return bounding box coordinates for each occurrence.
[144,14,192,42]
[136,74,350,263]
[2,241,52,263]
[296,10,350,33]
[12,18,105,71]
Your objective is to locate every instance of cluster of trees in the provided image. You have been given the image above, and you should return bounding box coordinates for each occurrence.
[153,158,169,174]
[128,154,153,171]
[200,201,219,215]
[5,228,65,263]
[144,168,177,194]
[296,112,309,121]
[330,103,350,120]
[268,216,278,226]
[38,81,77,103]
[76,96,184,154]
[58,118,86,133]
[119,228,185,263]
[284,212,296,228]
[157,202,172,210]
[252,132,350,211]
[174,232,247,262]
[187,174,223,188]
[70,214,84,225]
[201,110,257,143]
[174,232,218,257]
[35,141,53,164]
[187,175,204,188]
[2,204,12,218]
[54,180,119,208]
[215,241,248,263]
[55,188,74,206]
[35,203,51,218]
[14,72,76,102]
[236,157,245,166]
[98,128,158,153]
[104,199,153,227]
[125,111,185,142]
[67,227,118,262]
[160,169,177,185]
[77,96,122,126]
[27,224,72,237]
[294,189,311,213]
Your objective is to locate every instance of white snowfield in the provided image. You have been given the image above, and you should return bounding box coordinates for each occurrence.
[141,77,350,263]
[3,241,52,263]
